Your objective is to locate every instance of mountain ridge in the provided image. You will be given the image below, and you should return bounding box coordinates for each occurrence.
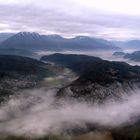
[41,53,140,102]
[0,32,121,51]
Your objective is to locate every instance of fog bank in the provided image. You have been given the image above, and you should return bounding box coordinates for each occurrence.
[0,88,140,137]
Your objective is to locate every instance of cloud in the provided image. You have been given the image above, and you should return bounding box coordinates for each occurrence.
[0,0,140,40]
[0,88,140,137]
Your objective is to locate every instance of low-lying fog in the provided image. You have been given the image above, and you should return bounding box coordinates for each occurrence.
[37,50,140,66]
[0,87,140,137]
[0,49,139,138]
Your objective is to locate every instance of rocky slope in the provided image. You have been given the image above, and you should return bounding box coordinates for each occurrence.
[41,53,140,102]
[0,55,50,101]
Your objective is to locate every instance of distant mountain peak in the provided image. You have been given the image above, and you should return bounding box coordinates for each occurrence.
[0,32,121,51]
[17,32,40,37]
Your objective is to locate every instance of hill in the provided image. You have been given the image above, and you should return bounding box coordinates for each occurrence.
[41,53,102,74]
[113,51,126,57]
[0,55,49,101]
[124,51,140,61]
[0,48,36,57]
[41,54,140,102]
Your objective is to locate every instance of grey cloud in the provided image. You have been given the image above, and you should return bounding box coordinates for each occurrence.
[0,1,140,40]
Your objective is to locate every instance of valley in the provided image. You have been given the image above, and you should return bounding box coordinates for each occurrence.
[0,53,140,140]
[0,31,140,140]
[1,0,140,139]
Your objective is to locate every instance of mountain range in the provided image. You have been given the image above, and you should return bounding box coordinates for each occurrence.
[0,32,121,52]
[1,32,140,53]
[114,40,140,51]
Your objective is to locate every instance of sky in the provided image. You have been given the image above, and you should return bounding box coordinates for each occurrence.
[0,0,140,40]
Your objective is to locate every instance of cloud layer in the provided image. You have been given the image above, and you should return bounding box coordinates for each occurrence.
[0,0,140,40]
[0,88,140,137]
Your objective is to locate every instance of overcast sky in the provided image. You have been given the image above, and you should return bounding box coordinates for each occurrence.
[0,0,140,40]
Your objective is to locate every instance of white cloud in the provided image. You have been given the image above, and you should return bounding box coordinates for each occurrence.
[0,88,140,137]
[72,0,140,15]
[1,0,140,16]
